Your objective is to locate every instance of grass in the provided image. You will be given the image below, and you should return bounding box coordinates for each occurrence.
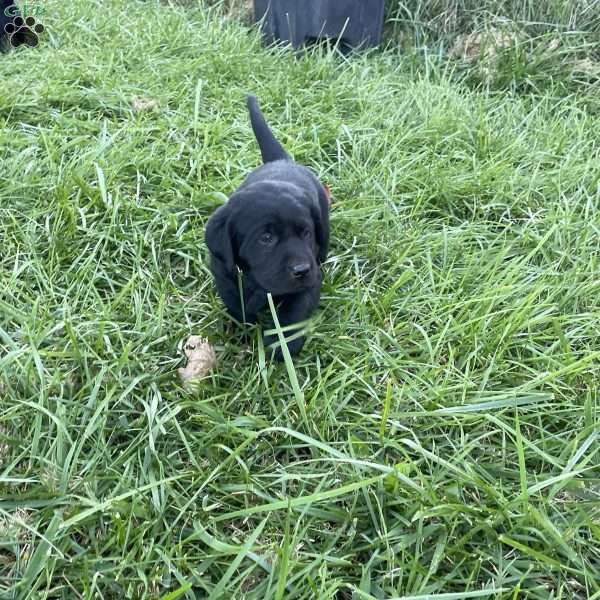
[384,0,600,40]
[1,0,600,598]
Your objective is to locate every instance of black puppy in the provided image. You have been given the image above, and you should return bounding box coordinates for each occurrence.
[205,96,330,359]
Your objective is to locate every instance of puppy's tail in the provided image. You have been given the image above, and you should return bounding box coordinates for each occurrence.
[247,95,290,163]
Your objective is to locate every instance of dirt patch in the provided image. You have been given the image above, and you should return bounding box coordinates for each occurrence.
[0,425,9,465]
[571,57,600,77]
[132,96,160,112]
[450,28,517,62]
[0,508,32,542]
[449,27,521,84]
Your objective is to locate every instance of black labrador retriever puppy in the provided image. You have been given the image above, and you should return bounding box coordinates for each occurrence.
[205,96,330,359]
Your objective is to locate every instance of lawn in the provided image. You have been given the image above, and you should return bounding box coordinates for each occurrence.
[1,0,600,598]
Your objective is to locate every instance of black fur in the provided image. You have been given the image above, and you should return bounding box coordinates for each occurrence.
[205,95,330,359]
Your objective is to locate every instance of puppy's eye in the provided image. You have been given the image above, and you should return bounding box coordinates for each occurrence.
[301,228,312,240]
[259,232,276,245]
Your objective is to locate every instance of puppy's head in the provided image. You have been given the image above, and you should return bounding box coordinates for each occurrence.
[205,181,324,295]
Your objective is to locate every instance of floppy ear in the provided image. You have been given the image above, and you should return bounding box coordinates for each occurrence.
[205,205,235,273]
[312,186,330,264]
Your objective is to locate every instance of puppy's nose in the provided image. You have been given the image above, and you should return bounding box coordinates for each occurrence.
[291,263,311,278]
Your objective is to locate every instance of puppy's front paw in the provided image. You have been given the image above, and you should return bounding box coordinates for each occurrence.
[264,334,306,361]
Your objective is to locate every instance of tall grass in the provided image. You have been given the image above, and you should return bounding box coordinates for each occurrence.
[1,0,600,598]
[385,0,600,40]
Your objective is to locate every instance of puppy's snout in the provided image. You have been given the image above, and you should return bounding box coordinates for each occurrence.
[291,263,311,279]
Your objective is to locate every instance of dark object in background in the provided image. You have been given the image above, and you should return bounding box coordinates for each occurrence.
[253,0,385,50]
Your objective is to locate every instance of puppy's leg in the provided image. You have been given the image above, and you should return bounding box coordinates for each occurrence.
[265,279,321,360]
[213,274,265,324]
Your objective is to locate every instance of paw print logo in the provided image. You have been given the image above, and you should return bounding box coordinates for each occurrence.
[4,15,44,48]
